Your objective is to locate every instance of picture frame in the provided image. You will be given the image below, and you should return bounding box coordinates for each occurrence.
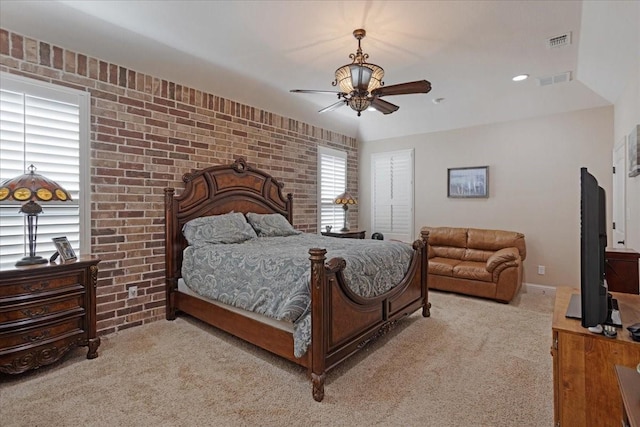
[52,236,77,262]
[448,166,489,198]
[628,124,639,178]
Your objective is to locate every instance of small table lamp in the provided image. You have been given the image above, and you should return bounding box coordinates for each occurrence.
[0,164,73,266]
[334,191,357,232]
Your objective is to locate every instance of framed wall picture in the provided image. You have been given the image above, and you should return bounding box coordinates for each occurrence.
[52,236,77,262]
[448,166,489,198]
[629,124,639,177]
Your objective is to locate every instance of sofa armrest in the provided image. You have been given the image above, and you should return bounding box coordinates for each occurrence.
[486,247,520,273]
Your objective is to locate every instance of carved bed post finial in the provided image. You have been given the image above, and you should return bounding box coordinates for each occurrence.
[232,157,248,173]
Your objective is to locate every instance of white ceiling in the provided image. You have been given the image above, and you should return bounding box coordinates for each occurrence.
[1,1,634,142]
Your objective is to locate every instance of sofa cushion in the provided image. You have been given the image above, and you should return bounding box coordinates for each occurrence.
[432,246,466,260]
[467,228,527,260]
[425,227,467,247]
[428,257,461,277]
[463,248,494,262]
[452,261,493,282]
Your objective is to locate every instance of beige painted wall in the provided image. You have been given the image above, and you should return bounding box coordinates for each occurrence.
[359,106,614,288]
[613,58,640,253]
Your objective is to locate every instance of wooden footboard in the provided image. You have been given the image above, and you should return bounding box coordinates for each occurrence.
[164,157,430,402]
[308,236,429,401]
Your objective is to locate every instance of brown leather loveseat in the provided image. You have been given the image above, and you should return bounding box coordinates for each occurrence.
[421,226,526,303]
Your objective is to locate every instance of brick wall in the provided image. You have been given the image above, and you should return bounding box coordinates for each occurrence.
[0,28,358,335]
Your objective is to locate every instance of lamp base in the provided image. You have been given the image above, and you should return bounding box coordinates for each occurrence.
[340,227,350,232]
[16,256,48,266]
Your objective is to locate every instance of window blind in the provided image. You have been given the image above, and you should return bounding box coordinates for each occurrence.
[371,149,414,242]
[318,147,347,231]
[0,75,88,269]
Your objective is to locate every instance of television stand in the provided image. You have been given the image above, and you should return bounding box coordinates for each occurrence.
[552,287,640,426]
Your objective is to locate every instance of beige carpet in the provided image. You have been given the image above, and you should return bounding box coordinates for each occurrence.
[0,290,554,426]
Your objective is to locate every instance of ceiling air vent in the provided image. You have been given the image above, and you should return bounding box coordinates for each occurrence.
[537,71,572,86]
[547,32,572,49]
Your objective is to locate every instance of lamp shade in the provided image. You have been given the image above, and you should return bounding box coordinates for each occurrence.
[334,192,357,205]
[0,164,72,206]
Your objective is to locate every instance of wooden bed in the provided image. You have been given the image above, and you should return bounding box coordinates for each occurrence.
[164,157,430,401]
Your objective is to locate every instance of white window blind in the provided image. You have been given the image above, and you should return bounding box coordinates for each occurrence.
[371,149,414,242]
[0,73,90,269]
[318,147,347,232]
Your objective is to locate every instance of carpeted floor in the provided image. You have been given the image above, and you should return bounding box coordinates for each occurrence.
[0,290,555,426]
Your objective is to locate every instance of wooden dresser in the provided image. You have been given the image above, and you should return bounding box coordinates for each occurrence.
[606,248,640,294]
[0,257,100,374]
[551,287,640,427]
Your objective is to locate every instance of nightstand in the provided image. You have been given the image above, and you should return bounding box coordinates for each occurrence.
[0,256,100,374]
[321,230,366,239]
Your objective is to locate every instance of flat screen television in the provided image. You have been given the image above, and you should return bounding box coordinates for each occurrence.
[579,167,609,328]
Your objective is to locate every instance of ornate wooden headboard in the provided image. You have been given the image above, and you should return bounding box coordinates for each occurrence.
[164,157,293,287]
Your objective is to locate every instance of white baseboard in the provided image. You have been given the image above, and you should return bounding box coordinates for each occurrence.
[523,282,556,297]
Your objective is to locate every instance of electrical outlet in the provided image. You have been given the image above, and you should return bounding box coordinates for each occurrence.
[128,286,138,299]
[537,265,545,275]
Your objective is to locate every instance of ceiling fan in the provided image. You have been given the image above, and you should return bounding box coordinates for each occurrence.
[290,29,432,117]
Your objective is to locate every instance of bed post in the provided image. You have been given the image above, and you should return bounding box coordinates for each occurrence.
[164,187,177,321]
[420,229,431,318]
[309,248,327,402]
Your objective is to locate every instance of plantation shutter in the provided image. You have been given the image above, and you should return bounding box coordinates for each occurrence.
[318,147,347,231]
[0,74,88,269]
[371,149,414,242]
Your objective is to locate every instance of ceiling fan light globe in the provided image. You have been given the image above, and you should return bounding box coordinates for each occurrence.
[348,97,371,113]
[350,64,372,91]
[335,65,354,93]
[335,63,384,94]
[363,63,384,92]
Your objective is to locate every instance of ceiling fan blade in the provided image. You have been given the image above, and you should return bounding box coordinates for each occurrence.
[370,98,400,115]
[371,80,432,97]
[319,100,346,114]
[290,89,343,95]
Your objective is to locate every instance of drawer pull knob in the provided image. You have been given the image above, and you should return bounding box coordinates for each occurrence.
[21,306,51,318]
[22,281,50,292]
[23,330,51,343]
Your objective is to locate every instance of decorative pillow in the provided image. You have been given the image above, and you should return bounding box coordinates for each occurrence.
[182,212,257,246]
[246,213,301,237]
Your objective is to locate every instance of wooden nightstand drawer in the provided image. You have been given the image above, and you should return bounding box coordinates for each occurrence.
[0,293,85,324]
[2,270,84,299]
[0,315,84,351]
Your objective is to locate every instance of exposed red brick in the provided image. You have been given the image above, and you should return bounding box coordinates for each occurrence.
[77,53,87,76]
[99,61,108,82]
[52,46,63,69]
[0,29,9,55]
[10,33,23,59]
[64,50,75,73]
[109,64,118,85]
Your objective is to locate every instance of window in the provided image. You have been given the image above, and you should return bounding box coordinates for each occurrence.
[0,73,90,269]
[371,149,414,242]
[318,146,347,232]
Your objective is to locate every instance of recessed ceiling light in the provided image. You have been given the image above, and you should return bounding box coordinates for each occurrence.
[512,74,529,82]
